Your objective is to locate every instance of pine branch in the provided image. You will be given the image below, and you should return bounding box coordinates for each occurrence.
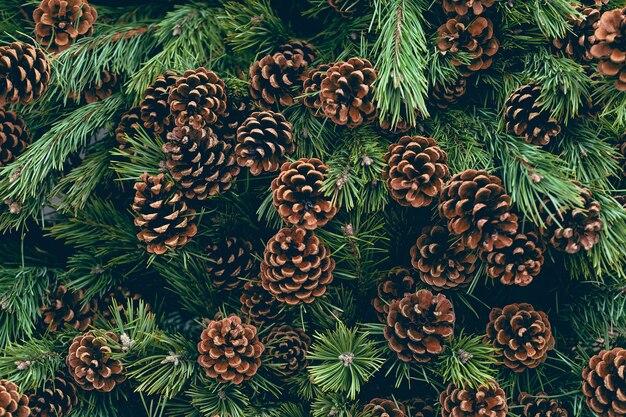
[0,335,64,391]
[593,76,626,129]
[111,127,167,181]
[185,380,250,417]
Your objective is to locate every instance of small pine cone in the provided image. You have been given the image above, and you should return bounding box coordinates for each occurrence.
[132,172,198,255]
[0,380,29,417]
[263,325,311,376]
[213,94,251,143]
[206,237,256,291]
[28,372,78,417]
[67,331,126,392]
[302,64,331,113]
[430,77,467,109]
[384,289,455,363]
[168,68,227,129]
[0,42,50,106]
[436,17,499,77]
[240,279,285,325]
[271,158,338,230]
[405,398,435,417]
[441,0,494,15]
[582,348,626,417]
[320,58,378,128]
[591,8,626,91]
[438,169,519,251]
[378,114,414,136]
[197,314,264,384]
[552,6,601,63]
[364,399,406,417]
[261,226,335,305]
[95,286,144,324]
[504,83,561,146]
[235,111,295,175]
[327,0,363,17]
[140,71,179,135]
[383,136,450,208]
[372,267,416,323]
[410,225,477,291]
[518,392,570,417]
[440,383,508,417]
[33,0,97,52]
[40,285,94,333]
[115,106,143,150]
[541,188,603,254]
[481,231,545,286]
[69,70,118,104]
[485,303,555,372]
[0,110,30,167]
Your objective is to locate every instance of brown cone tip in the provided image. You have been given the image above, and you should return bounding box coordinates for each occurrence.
[518,392,570,417]
[206,237,257,291]
[430,77,467,110]
[0,379,30,417]
[67,331,126,392]
[240,279,285,324]
[0,42,50,107]
[69,70,118,104]
[263,325,311,376]
[481,231,545,286]
[0,109,30,167]
[551,5,600,63]
[140,71,179,135]
[28,372,78,417]
[365,398,406,417]
[115,106,144,151]
[33,0,97,52]
[440,382,508,417]
[590,8,626,92]
[504,83,561,146]
[582,347,626,417]
[40,285,95,333]
[302,64,331,114]
[441,0,494,16]
[372,267,416,323]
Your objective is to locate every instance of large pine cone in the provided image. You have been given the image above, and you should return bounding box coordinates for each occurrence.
[0,380,29,417]
[132,172,198,255]
[481,231,544,286]
[410,225,477,291]
[438,169,519,252]
[235,110,295,175]
[140,71,179,135]
[240,279,285,325]
[384,289,455,363]
[28,372,78,417]
[0,42,50,106]
[40,285,94,333]
[168,68,227,129]
[67,331,126,392]
[319,58,377,128]
[197,314,264,384]
[440,383,508,417]
[440,0,494,16]
[518,392,570,417]
[582,347,626,417]
[260,226,335,305]
[115,106,143,150]
[485,303,555,372]
[263,325,311,376]
[0,110,30,167]
[552,6,601,63]
[365,399,406,417]
[383,136,450,208]
[436,17,499,77]
[302,64,331,113]
[372,267,416,323]
[206,237,257,291]
[591,8,626,91]
[271,158,338,230]
[33,0,98,52]
[430,77,467,110]
[504,83,561,146]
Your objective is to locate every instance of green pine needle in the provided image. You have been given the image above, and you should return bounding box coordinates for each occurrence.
[436,332,499,389]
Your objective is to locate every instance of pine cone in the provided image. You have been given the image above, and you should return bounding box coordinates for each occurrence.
[365,399,406,417]
[263,325,311,376]
[132,172,198,255]
[302,64,331,113]
[327,0,363,17]
[591,8,626,91]
[69,70,118,104]
[383,136,450,208]
[552,6,601,63]
[0,109,30,167]
[438,169,519,251]
[384,289,455,363]
[33,0,98,52]
[410,225,477,291]
[378,113,415,136]
[95,286,145,324]
[485,303,555,372]
[504,83,561,146]
[140,71,179,135]
[0,42,50,106]
[271,158,338,230]
[582,347,626,417]
[206,237,257,291]
[197,314,264,384]
[440,0,494,16]
[440,383,508,417]
[40,285,94,333]
[260,226,335,305]
[115,106,143,150]
[319,58,378,128]
[235,111,295,175]
[436,17,499,77]
[405,398,435,417]
[0,380,29,417]
[168,67,227,129]
[67,331,126,392]
[372,268,416,323]
[430,77,467,109]
[240,279,285,325]
[518,392,570,417]
[213,93,251,142]
[28,372,78,417]
[481,231,545,286]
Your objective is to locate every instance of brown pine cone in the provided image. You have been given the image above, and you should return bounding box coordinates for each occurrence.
[115,106,143,150]
[235,111,295,175]
[28,372,78,417]
[384,289,455,363]
[518,392,570,417]
[197,314,264,384]
[481,231,545,286]
[69,70,118,104]
[582,347,626,417]
[320,58,378,128]
[441,0,494,16]
[0,110,30,167]
[410,225,477,291]
[430,77,467,109]
[263,325,311,376]
[213,93,251,143]
[440,383,508,417]
[485,303,555,372]
[383,136,450,208]
[132,172,198,255]
[504,83,561,146]
[0,42,50,106]
[327,0,363,17]
[95,286,145,324]
[302,64,331,113]
[33,0,98,52]
[438,169,519,251]
[140,71,179,135]
[0,380,29,417]
[405,398,435,417]
[271,158,338,230]
[260,226,335,305]
[67,331,126,392]
[168,68,227,129]
[552,6,601,63]
[591,8,626,91]
[372,267,416,323]
[240,279,285,325]
[378,113,416,136]
[436,17,499,77]
[206,237,256,291]
[365,399,406,417]
[40,285,94,333]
